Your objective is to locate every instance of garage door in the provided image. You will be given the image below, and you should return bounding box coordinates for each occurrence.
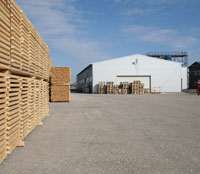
[116,75,151,90]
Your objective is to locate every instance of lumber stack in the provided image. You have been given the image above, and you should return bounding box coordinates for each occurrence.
[0,73,7,161]
[119,82,129,95]
[106,82,114,94]
[0,0,51,78]
[113,85,119,94]
[97,81,146,95]
[97,81,105,94]
[130,81,144,95]
[50,67,71,102]
[0,0,51,163]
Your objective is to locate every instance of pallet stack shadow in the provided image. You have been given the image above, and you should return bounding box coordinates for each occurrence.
[0,0,51,162]
[50,67,71,102]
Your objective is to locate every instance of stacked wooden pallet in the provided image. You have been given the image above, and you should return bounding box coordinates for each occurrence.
[20,77,30,139]
[131,81,144,95]
[0,0,51,163]
[106,82,114,94]
[7,74,21,154]
[119,82,129,95]
[10,1,22,73]
[0,0,10,70]
[113,85,120,94]
[0,75,50,162]
[98,82,105,94]
[0,0,51,78]
[50,67,71,102]
[0,73,7,161]
[97,81,146,95]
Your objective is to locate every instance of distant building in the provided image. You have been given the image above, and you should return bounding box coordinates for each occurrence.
[77,65,93,93]
[77,54,188,93]
[189,62,200,89]
[146,51,188,66]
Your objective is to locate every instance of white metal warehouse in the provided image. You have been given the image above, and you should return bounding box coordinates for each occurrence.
[77,54,188,93]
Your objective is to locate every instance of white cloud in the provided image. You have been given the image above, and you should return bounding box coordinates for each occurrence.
[123,25,197,49]
[17,0,108,67]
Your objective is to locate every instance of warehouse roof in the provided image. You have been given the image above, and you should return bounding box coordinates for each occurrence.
[91,54,183,65]
[77,64,92,76]
[77,54,183,76]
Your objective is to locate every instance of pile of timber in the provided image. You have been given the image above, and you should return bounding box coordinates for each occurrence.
[97,81,105,94]
[106,82,114,94]
[97,81,146,95]
[113,85,119,95]
[130,81,144,95]
[50,67,71,102]
[0,0,51,163]
[119,82,129,95]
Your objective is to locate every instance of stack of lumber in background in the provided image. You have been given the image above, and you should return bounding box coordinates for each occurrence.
[97,81,106,94]
[119,82,129,95]
[130,81,144,95]
[106,82,114,94]
[0,0,51,163]
[113,85,119,94]
[97,81,146,95]
[50,67,71,102]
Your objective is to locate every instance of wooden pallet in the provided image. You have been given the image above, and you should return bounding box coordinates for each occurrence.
[27,78,36,132]
[0,0,11,70]
[40,81,48,119]
[20,12,31,75]
[106,82,114,94]
[51,67,71,85]
[29,27,39,78]
[0,0,51,163]
[20,77,30,139]
[50,85,70,102]
[42,81,49,117]
[34,79,41,125]
[131,81,145,95]
[119,82,129,95]
[10,0,22,73]
[0,0,51,79]
[97,82,106,94]
[0,72,7,162]
[0,73,50,163]
[7,74,21,154]
[113,85,119,95]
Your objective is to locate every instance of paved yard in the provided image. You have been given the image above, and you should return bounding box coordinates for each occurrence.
[0,93,200,174]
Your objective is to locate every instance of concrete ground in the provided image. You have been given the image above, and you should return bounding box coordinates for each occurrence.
[0,93,200,174]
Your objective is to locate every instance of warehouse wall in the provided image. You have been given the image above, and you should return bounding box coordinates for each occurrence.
[181,67,188,90]
[92,54,187,93]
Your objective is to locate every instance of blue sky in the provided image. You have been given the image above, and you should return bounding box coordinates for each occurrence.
[17,0,200,79]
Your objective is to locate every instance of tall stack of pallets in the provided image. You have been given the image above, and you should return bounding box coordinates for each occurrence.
[97,82,105,94]
[50,67,71,102]
[130,81,144,95]
[106,82,114,94]
[0,0,51,163]
[119,82,129,95]
[113,85,119,94]
[96,81,146,95]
